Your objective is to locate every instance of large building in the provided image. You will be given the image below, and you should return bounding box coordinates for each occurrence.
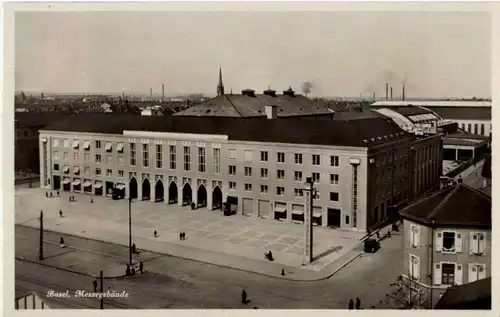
[38,112,436,232]
[399,183,491,306]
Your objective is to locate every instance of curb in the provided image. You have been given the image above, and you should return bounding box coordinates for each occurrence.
[17,224,364,282]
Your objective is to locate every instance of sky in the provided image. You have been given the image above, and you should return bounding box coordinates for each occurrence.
[15,11,491,98]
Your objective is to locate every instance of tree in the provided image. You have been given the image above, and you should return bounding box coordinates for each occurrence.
[380,275,431,309]
[301,81,313,97]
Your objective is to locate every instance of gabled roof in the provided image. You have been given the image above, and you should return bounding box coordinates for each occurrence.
[173,94,333,117]
[41,113,411,148]
[399,183,491,228]
[435,278,491,309]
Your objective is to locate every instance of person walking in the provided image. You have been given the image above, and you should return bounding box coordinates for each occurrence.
[93,279,98,292]
[132,243,136,253]
[45,192,48,198]
[49,192,53,198]
[60,237,65,248]
[139,261,143,274]
[241,290,247,304]
[179,232,182,240]
[281,269,285,276]
[348,299,354,310]
[91,198,94,204]
[355,297,361,309]
[57,191,59,197]
[59,210,63,217]
[154,230,158,237]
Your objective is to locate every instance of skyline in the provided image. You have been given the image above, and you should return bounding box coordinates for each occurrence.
[15,11,491,98]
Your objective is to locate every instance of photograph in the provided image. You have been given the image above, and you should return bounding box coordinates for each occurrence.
[10,6,492,311]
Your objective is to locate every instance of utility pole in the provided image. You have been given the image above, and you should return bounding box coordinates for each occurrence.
[128,197,132,266]
[39,210,44,260]
[100,270,104,309]
[303,177,315,264]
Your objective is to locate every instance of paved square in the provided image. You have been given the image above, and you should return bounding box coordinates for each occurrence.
[15,187,364,271]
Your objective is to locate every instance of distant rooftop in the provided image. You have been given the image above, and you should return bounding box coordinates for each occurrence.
[371,100,492,107]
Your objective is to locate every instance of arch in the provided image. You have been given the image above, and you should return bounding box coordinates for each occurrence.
[142,178,151,200]
[168,181,178,204]
[182,183,192,206]
[129,177,138,199]
[197,184,207,208]
[155,179,164,202]
[212,185,223,210]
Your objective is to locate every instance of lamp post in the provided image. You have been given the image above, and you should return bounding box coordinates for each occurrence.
[128,197,132,266]
[303,177,315,264]
[100,270,104,309]
[39,210,44,260]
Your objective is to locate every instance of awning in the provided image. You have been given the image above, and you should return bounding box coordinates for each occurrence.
[313,211,322,218]
[274,207,287,213]
[292,210,304,216]
[72,179,81,186]
[72,140,79,149]
[73,167,80,174]
[40,137,47,143]
[63,166,70,173]
[83,141,90,150]
[62,178,71,184]
[105,142,112,151]
[116,143,124,152]
[116,184,126,190]
[83,181,92,187]
[94,182,103,189]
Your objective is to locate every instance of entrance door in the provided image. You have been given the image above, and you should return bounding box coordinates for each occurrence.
[327,208,341,228]
[242,198,253,216]
[53,176,61,190]
[258,200,270,218]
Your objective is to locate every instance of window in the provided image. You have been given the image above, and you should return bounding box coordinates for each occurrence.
[156,145,163,169]
[105,142,112,152]
[106,169,112,177]
[73,152,79,161]
[229,165,236,175]
[53,164,59,171]
[53,151,59,159]
[63,152,68,160]
[244,150,252,161]
[314,191,320,200]
[244,183,252,192]
[468,264,486,283]
[198,147,206,172]
[260,151,268,162]
[84,153,90,162]
[409,254,420,280]
[117,143,124,153]
[83,141,91,151]
[130,143,136,166]
[480,124,485,136]
[294,153,303,164]
[294,188,304,197]
[312,154,321,166]
[229,182,236,190]
[63,139,69,147]
[330,174,339,185]
[410,225,420,248]
[330,156,339,167]
[294,171,303,182]
[169,145,176,170]
[84,167,90,175]
[53,139,59,147]
[442,232,456,252]
[312,172,320,183]
[276,187,285,196]
[213,148,220,173]
[95,168,101,176]
[244,167,252,177]
[142,144,149,167]
[441,263,456,285]
[277,152,285,163]
[277,170,285,180]
[260,168,268,178]
[260,185,268,194]
[106,155,112,164]
[329,192,339,202]
[183,146,191,171]
[95,140,101,149]
[474,124,478,135]
[228,149,236,159]
[470,233,486,255]
[118,170,124,177]
[117,156,124,165]
[95,154,101,163]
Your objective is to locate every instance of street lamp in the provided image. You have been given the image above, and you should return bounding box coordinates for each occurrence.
[39,210,44,260]
[128,197,132,266]
[303,177,316,264]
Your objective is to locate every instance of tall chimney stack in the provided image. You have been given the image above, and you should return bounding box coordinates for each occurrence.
[41,92,44,100]
[390,87,393,100]
[385,83,389,101]
[373,92,376,100]
[150,88,152,98]
[122,91,125,99]
[402,84,406,101]
[161,84,165,101]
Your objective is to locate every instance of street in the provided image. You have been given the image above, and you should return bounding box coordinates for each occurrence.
[15,224,404,309]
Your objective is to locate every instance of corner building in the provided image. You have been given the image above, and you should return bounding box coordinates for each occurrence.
[40,113,427,232]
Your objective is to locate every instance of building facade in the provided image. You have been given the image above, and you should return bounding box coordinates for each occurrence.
[39,114,424,232]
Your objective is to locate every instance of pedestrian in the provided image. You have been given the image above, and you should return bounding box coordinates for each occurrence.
[60,237,65,248]
[57,191,59,197]
[241,290,247,304]
[132,243,136,253]
[376,231,380,239]
[91,198,94,204]
[59,210,63,217]
[126,264,131,276]
[355,297,361,309]
[281,269,285,276]
[348,299,354,310]
[183,232,187,240]
[179,232,182,240]
[93,279,98,292]
[154,230,158,237]
[139,261,143,274]
[50,192,53,198]
[69,196,71,202]
[45,192,48,198]
[131,267,136,275]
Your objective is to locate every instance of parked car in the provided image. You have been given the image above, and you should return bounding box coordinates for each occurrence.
[364,238,380,253]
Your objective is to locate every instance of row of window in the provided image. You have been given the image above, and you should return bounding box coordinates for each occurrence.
[460,123,488,136]
[53,164,125,178]
[409,225,487,255]
[409,254,487,285]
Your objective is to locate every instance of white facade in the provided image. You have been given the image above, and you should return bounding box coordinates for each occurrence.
[456,120,491,137]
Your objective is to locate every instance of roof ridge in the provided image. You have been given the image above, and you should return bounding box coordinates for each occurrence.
[426,185,460,220]
[400,185,453,216]
[224,95,244,117]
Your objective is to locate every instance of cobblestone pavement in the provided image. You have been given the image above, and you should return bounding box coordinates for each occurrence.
[16,187,364,272]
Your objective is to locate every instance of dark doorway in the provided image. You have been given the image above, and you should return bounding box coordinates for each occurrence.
[212,186,223,210]
[53,176,61,190]
[168,182,178,204]
[95,184,103,196]
[155,180,164,202]
[327,208,341,228]
[105,181,114,196]
[197,185,207,207]
[142,178,151,200]
[63,179,70,191]
[129,177,138,199]
[182,183,192,206]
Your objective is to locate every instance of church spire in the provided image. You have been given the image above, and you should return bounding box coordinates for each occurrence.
[217,66,225,96]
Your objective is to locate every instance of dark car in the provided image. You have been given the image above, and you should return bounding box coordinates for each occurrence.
[364,238,380,253]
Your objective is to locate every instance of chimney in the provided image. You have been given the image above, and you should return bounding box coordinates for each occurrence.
[263,88,277,97]
[402,84,406,101]
[373,92,376,100]
[41,92,44,100]
[241,89,256,97]
[385,83,389,101]
[122,91,125,99]
[150,88,153,98]
[161,84,165,101]
[265,104,278,119]
[390,87,393,100]
[283,87,295,97]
